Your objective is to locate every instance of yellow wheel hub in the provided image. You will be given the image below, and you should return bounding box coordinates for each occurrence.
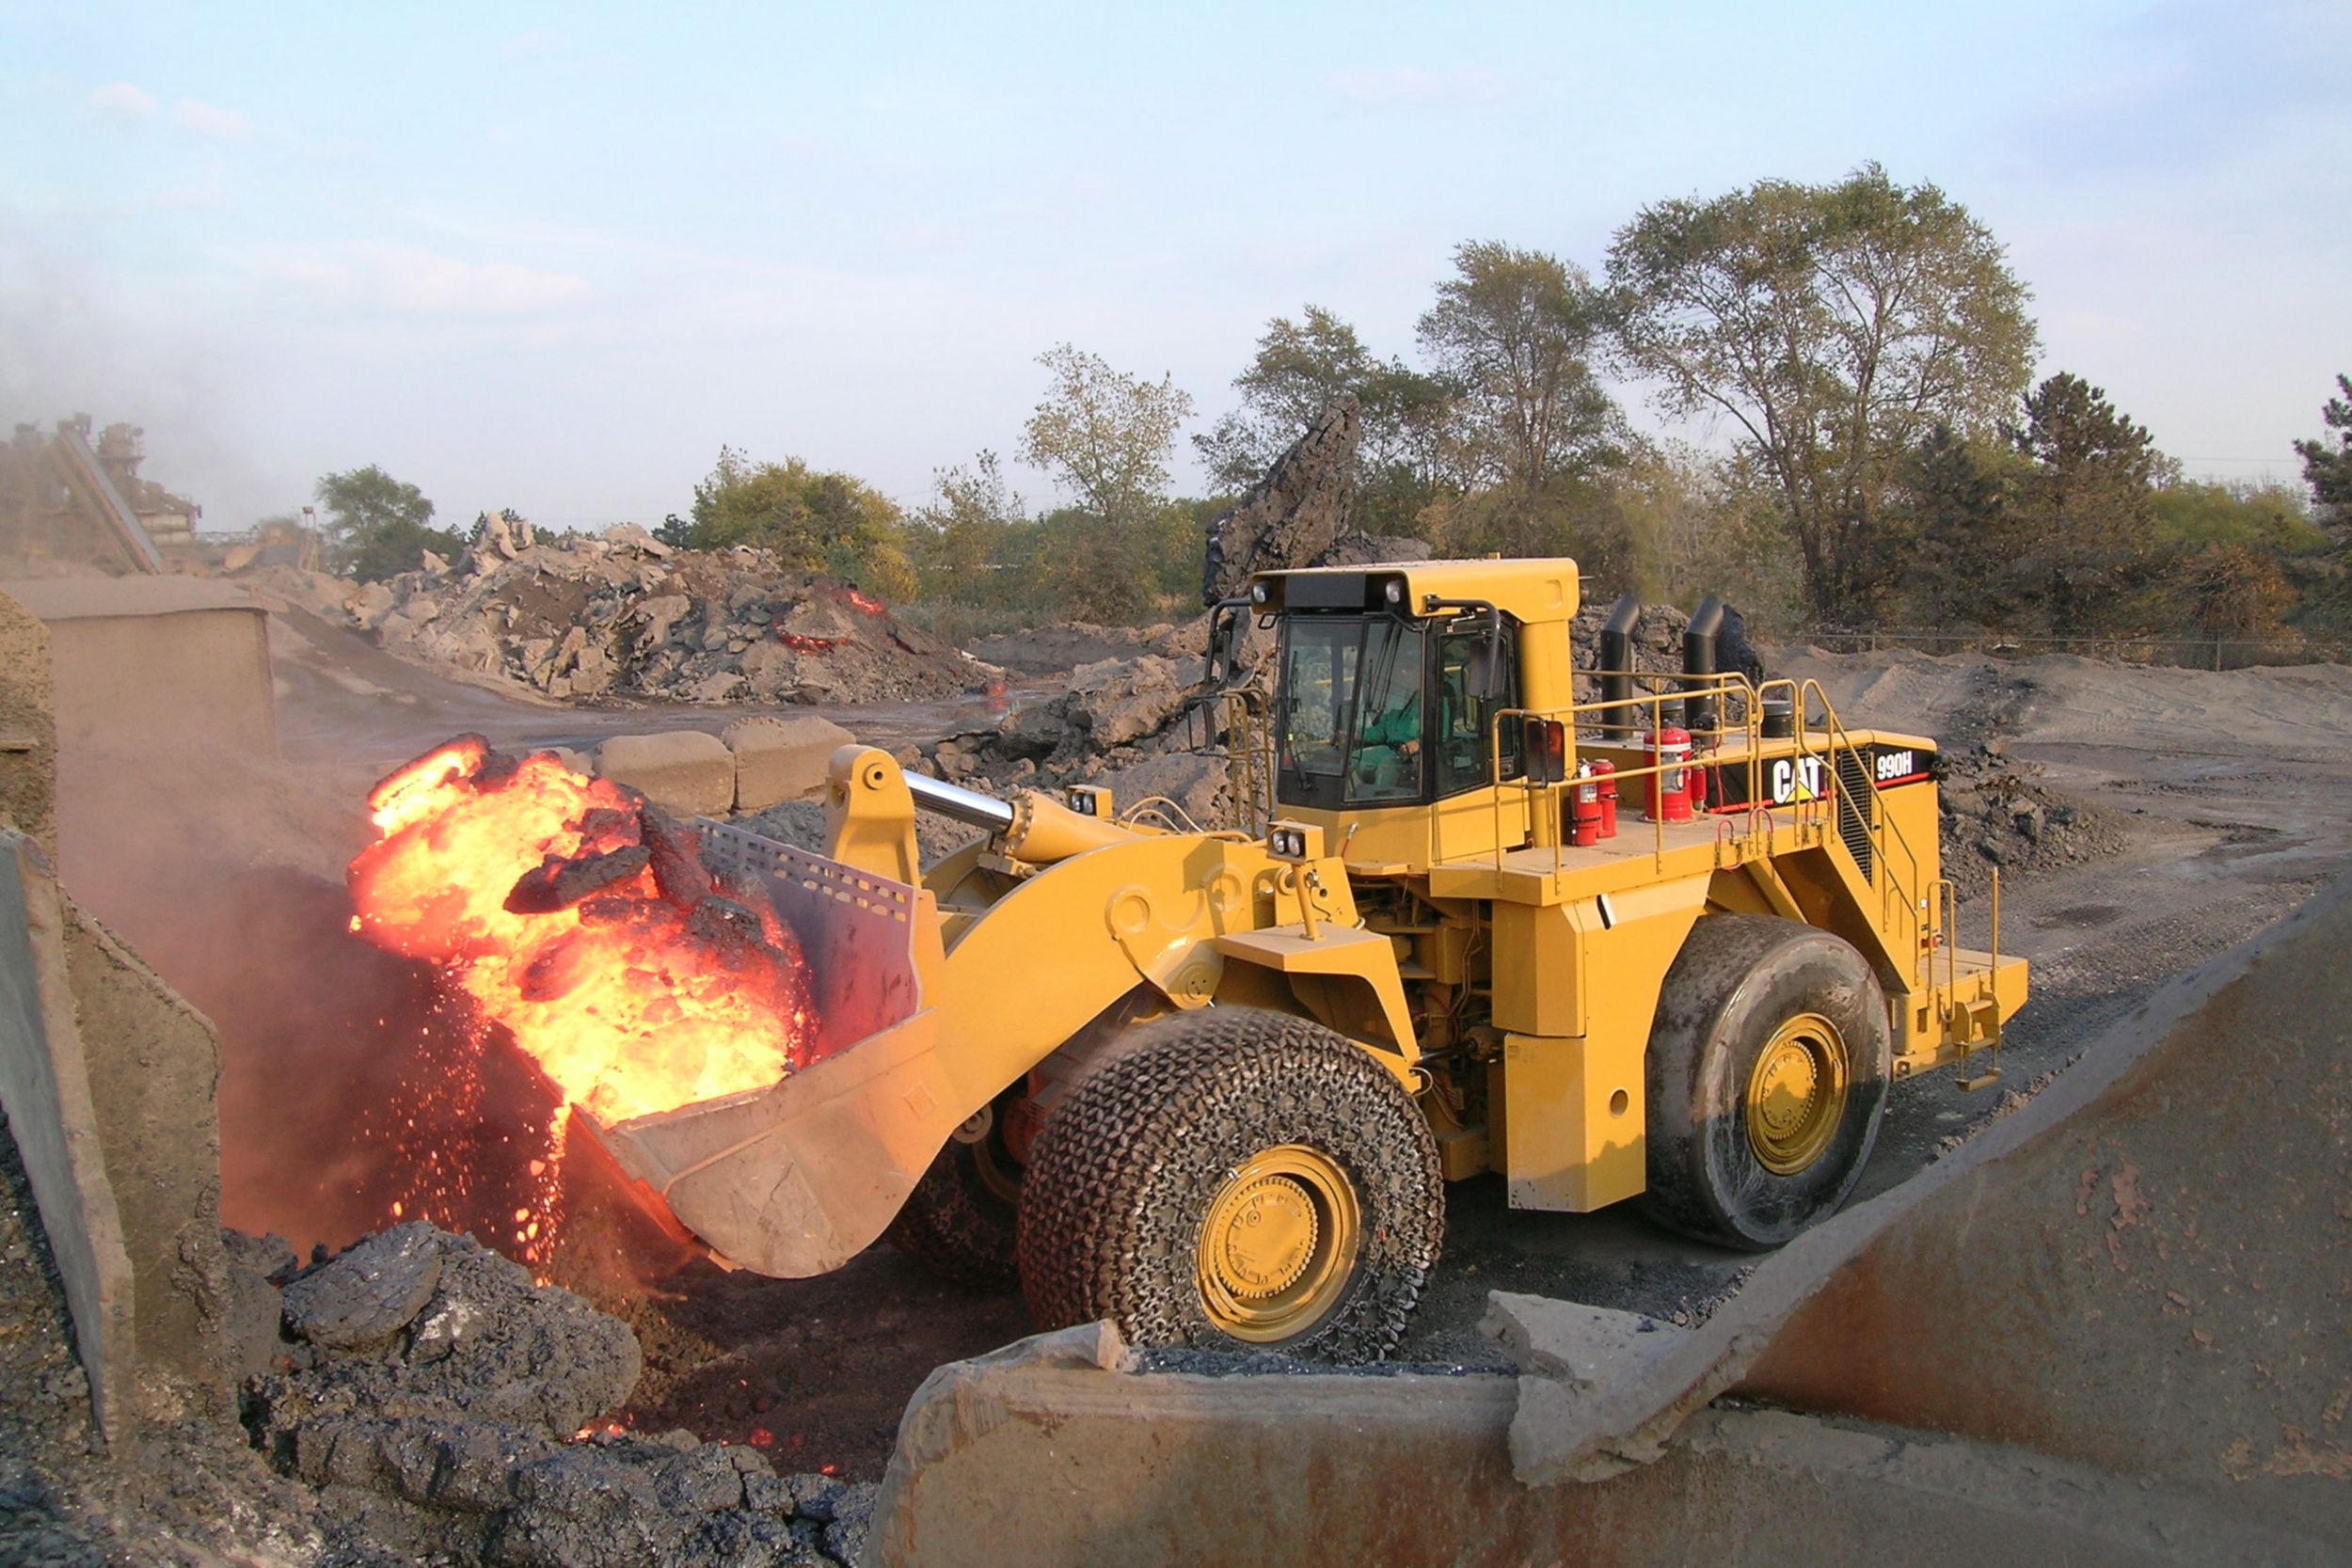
[1745,1012,1851,1176]
[1196,1146,1361,1343]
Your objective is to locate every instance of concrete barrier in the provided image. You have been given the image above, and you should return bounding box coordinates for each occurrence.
[62,894,227,1414]
[0,594,56,847]
[0,834,136,1442]
[723,714,852,812]
[870,1327,2332,1567]
[593,731,735,817]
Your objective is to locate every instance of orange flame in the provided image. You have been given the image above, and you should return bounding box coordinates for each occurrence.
[843,588,885,615]
[347,736,816,1129]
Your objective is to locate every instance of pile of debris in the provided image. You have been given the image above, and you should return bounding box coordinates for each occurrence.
[1937,738,2127,898]
[236,1222,880,1567]
[255,515,984,706]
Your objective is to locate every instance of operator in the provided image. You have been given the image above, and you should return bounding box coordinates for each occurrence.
[1355,689,1422,791]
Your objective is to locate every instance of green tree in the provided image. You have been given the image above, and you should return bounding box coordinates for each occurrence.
[1020,345,1196,621]
[907,451,1029,607]
[1608,164,2037,623]
[1411,242,1618,540]
[2004,373,2165,634]
[1193,306,1454,532]
[677,448,915,601]
[314,465,463,582]
[2294,373,2352,540]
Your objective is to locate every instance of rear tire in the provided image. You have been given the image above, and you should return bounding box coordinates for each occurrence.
[883,1110,1022,1289]
[1640,915,1891,1250]
[1016,1007,1443,1361]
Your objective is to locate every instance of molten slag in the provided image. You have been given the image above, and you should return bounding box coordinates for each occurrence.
[348,735,816,1126]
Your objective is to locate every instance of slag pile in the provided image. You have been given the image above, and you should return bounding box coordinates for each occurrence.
[308,515,982,705]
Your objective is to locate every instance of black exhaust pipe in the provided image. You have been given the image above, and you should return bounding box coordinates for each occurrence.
[1683,596,1725,738]
[1597,594,1642,735]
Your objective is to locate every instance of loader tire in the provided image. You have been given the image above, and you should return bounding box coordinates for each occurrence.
[1016,1007,1442,1361]
[883,1112,1022,1289]
[1640,914,1891,1251]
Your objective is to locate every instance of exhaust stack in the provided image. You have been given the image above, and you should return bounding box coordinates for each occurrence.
[1597,594,1644,734]
[1683,596,1726,739]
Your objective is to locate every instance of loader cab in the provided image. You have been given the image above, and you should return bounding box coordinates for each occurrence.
[1272,605,1520,814]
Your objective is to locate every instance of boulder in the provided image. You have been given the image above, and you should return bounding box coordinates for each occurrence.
[281,1222,444,1353]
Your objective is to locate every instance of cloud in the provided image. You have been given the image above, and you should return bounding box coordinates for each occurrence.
[240,242,594,316]
[1324,66,1513,110]
[174,98,257,142]
[84,81,158,121]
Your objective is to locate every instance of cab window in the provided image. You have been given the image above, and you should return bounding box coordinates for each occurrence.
[1435,621,1518,796]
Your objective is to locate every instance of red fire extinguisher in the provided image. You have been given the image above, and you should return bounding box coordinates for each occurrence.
[1570,761,1603,847]
[1590,758,1618,839]
[1643,726,1693,823]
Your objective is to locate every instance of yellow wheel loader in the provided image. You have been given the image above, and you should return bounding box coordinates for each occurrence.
[580,559,2025,1359]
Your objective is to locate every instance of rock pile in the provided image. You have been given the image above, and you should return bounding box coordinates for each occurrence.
[1937,738,2126,899]
[237,1223,880,1567]
[259,518,983,706]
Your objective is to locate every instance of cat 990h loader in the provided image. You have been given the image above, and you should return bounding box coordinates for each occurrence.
[580,557,2025,1359]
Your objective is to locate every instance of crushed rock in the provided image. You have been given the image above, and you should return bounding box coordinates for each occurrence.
[245,520,984,706]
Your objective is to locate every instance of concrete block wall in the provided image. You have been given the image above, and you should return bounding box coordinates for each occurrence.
[589,716,853,817]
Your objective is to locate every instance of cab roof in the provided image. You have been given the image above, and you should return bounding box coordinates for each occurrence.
[1250,557,1581,626]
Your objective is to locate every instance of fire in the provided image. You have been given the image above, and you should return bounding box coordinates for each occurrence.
[347,736,817,1129]
[777,632,840,652]
[843,588,885,615]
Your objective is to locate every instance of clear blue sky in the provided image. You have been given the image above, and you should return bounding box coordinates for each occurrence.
[3,1,2345,531]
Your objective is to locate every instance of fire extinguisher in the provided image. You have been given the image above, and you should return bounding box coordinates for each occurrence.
[1590,758,1618,839]
[1570,761,1603,847]
[1643,726,1692,823]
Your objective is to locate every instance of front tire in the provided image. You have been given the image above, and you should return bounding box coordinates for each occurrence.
[883,1106,1023,1288]
[1641,915,1892,1250]
[1016,1007,1443,1361]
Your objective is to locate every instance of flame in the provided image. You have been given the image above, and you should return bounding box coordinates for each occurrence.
[843,588,885,615]
[777,631,839,652]
[347,736,817,1130]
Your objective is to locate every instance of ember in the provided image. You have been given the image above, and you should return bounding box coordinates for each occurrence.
[842,588,885,615]
[348,735,818,1130]
[778,632,841,652]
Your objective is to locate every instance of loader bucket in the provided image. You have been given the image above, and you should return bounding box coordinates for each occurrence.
[569,822,949,1278]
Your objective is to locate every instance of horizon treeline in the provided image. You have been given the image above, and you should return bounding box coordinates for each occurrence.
[311,165,2352,656]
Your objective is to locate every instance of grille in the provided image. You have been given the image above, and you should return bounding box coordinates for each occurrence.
[1836,750,1874,882]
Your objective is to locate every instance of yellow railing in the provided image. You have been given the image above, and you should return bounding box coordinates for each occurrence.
[1489,669,1947,989]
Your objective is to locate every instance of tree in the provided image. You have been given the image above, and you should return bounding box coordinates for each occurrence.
[1608,164,2037,623]
[907,451,1029,607]
[1020,346,1195,621]
[675,448,915,601]
[2294,373,2352,542]
[1417,242,1620,538]
[314,465,463,582]
[2003,373,2165,634]
[1194,307,1454,531]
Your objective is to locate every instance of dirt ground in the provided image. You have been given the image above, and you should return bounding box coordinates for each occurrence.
[51,605,2352,1482]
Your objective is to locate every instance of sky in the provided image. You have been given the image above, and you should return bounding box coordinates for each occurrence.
[2,1,2346,532]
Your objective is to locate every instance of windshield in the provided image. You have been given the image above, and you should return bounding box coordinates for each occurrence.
[1277,617,1429,805]
[1278,619,1358,778]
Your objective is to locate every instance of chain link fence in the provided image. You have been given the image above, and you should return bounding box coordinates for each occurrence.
[1801,626,2352,672]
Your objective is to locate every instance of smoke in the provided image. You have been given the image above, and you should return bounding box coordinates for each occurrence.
[0,206,279,527]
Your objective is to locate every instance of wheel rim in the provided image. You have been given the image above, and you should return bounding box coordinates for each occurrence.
[1196,1145,1361,1343]
[1745,1012,1851,1176]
